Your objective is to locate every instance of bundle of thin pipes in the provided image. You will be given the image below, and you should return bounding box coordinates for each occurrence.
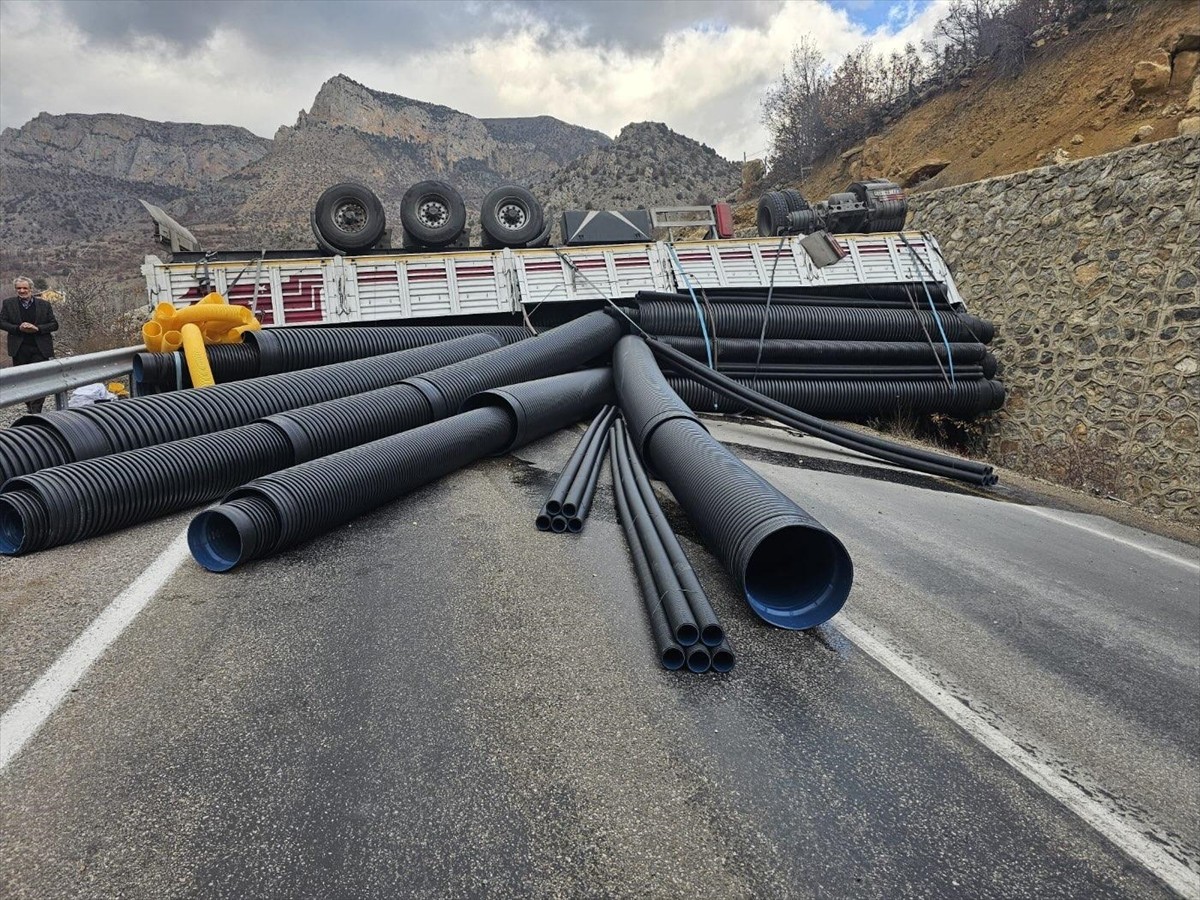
[610,416,734,674]
[537,405,616,533]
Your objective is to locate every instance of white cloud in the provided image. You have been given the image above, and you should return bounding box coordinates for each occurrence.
[0,0,948,161]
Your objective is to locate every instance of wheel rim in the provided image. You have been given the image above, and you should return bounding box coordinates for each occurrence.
[333,199,368,234]
[418,198,450,229]
[495,201,528,232]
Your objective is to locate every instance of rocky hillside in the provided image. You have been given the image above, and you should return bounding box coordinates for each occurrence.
[797,0,1199,199]
[533,121,741,238]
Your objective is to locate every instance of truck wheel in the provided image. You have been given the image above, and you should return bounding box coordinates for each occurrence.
[312,183,386,251]
[523,220,552,248]
[780,188,810,212]
[756,192,791,237]
[480,184,544,246]
[400,180,467,247]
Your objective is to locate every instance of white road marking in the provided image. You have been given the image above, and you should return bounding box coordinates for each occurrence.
[1020,505,1200,572]
[0,530,191,773]
[833,615,1200,899]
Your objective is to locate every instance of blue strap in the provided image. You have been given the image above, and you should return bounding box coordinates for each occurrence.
[665,242,714,370]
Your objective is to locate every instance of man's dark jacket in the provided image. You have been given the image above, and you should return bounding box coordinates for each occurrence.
[1,295,59,358]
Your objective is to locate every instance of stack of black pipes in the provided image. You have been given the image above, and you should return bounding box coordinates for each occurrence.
[537,405,615,533]
[610,416,735,674]
[633,287,1005,421]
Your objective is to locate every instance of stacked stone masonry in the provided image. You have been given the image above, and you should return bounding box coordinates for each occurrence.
[908,135,1199,522]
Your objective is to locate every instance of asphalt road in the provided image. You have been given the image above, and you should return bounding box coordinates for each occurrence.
[1,418,1197,899]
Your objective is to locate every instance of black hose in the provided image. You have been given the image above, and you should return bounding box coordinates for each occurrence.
[637,284,954,307]
[566,429,611,533]
[609,435,686,671]
[615,336,853,630]
[637,301,994,344]
[667,364,989,382]
[648,338,996,484]
[614,419,724,647]
[189,368,614,571]
[661,336,993,370]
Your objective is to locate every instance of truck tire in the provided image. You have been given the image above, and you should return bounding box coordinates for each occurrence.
[756,192,790,237]
[780,188,810,212]
[400,180,467,248]
[524,221,552,248]
[480,184,544,247]
[312,183,386,252]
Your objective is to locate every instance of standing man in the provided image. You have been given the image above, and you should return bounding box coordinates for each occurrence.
[1,276,59,413]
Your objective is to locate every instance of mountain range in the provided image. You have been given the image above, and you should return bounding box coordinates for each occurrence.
[0,74,742,290]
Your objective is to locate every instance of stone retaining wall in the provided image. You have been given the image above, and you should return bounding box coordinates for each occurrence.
[908,135,1199,522]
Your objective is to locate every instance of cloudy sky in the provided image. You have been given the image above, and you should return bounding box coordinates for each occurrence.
[0,0,948,161]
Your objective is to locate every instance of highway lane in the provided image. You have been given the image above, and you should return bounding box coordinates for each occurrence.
[1,420,1196,899]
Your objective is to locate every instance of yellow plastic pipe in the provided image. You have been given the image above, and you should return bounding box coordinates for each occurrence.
[199,292,227,305]
[180,323,216,388]
[203,321,233,342]
[141,321,163,352]
[167,304,252,329]
[154,302,178,322]
[161,329,183,353]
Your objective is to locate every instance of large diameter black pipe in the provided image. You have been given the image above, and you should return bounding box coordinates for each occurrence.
[615,419,724,647]
[403,311,621,419]
[661,336,994,370]
[189,368,615,571]
[133,343,260,389]
[667,375,1005,419]
[614,336,853,630]
[648,338,995,484]
[637,301,994,344]
[6,334,502,481]
[637,283,955,305]
[0,424,293,555]
[0,427,73,486]
[464,370,614,457]
[249,325,531,376]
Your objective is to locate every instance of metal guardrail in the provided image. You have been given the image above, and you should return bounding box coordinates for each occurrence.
[0,345,145,409]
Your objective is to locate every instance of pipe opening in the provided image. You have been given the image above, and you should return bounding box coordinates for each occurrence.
[545,499,562,515]
[661,646,685,670]
[566,517,583,533]
[560,501,578,517]
[188,510,246,572]
[0,498,29,554]
[550,516,568,533]
[535,512,552,531]
[700,624,724,647]
[710,647,735,673]
[686,646,711,673]
[744,525,852,630]
[675,622,699,646]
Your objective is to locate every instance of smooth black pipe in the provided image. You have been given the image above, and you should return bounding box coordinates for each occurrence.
[610,436,686,671]
[661,336,993,372]
[566,430,611,532]
[615,336,853,630]
[615,419,724,647]
[562,408,616,517]
[544,405,611,517]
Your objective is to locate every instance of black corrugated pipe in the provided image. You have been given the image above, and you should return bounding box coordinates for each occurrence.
[0,427,73,486]
[648,338,996,485]
[189,368,614,571]
[249,324,531,376]
[614,335,853,630]
[667,375,1006,419]
[133,343,261,390]
[614,418,725,648]
[544,406,613,517]
[661,337,994,372]
[636,285,954,308]
[5,334,502,483]
[0,319,622,553]
[608,421,701,652]
[672,364,989,382]
[636,301,994,344]
[609,437,686,671]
